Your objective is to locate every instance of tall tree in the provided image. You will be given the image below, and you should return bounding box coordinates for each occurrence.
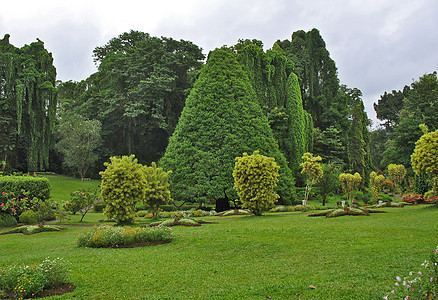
[235,41,309,179]
[59,31,205,166]
[374,86,409,132]
[0,34,57,173]
[160,49,296,210]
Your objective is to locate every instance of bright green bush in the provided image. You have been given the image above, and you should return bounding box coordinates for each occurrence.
[233,151,279,215]
[143,162,172,218]
[370,171,386,204]
[77,225,173,248]
[19,210,38,225]
[100,155,147,224]
[339,172,362,207]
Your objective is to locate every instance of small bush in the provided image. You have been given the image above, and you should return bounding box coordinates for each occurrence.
[19,210,38,225]
[77,225,173,248]
[0,212,17,227]
[93,203,105,212]
[402,194,423,204]
[0,257,70,299]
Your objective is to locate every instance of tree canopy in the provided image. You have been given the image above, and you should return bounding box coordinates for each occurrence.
[160,49,296,209]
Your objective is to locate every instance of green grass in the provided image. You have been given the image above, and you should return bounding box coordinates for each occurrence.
[1,205,437,299]
[41,174,100,203]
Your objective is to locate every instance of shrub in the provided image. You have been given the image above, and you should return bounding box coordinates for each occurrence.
[64,188,100,222]
[388,164,407,195]
[370,171,385,204]
[143,162,172,218]
[93,203,105,212]
[233,151,280,216]
[300,153,323,205]
[0,212,17,227]
[339,172,362,207]
[77,225,173,248]
[0,176,50,203]
[19,210,38,225]
[0,257,70,299]
[402,194,423,204]
[100,155,147,224]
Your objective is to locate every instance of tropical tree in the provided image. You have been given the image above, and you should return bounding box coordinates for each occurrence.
[233,151,279,216]
[0,34,57,174]
[55,114,102,179]
[300,153,323,205]
[160,49,296,211]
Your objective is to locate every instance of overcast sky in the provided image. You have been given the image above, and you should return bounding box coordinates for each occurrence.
[1,0,437,126]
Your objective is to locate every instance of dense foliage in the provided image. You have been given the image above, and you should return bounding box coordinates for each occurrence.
[300,153,323,205]
[339,172,362,207]
[143,162,172,218]
[0,176,51,203]
[233,151,280,215]
[370,171,385,204]
[0,34,57,173]
[160,49,296,209]
[100,155,146,223]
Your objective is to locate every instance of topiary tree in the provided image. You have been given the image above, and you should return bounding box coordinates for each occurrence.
[233,151,279,216]
[370,171,385,204]
[339,172,362,207]
[300,153,323,205]
[160,49,295,211]
[100,155,146,224]
[387,164,407,196]
[143,162,172,218]
[411,128,438,197]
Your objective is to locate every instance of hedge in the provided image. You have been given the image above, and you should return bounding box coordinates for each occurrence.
[0,176,51,203]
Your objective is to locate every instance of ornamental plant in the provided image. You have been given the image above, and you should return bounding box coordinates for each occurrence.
[64,188,100,222]
[411,128,438,198]
[388,164,407,196]
[384,246,438,299]
[339,172,362,207]
[233,151,279,216]
[0,257,70,299]
[143,162,172,219]
[370,171,386,204]
[100,155,147,224]
[300,153,323,206]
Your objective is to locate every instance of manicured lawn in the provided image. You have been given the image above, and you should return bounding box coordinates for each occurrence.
[1,205,437,299]
[41,174,100,203]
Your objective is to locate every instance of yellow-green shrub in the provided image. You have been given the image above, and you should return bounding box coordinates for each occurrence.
[233,151,279,216]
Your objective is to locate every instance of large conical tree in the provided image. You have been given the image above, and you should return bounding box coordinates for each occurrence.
[160,49,296,210]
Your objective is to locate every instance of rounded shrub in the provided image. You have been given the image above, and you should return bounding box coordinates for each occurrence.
[19,210,38,225]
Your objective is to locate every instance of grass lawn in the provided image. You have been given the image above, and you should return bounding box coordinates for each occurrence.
[1,205,437,299]
[41,174,100,203]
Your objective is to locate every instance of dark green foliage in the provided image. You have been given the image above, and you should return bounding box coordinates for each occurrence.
[0,212,17,227]
[374,86,409,132]
[160,49,296,207]
[233,151,280,216]
[0,176,51,203]
[318,163,341,206]
[235,41,307,177]
[383,73,438,169]
[60,31,205,167]
[0,35,57,172]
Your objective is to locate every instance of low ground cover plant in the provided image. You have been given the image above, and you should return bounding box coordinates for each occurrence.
[77,225,173,248]
[0,225,62,235]
[0,257,71,299]
[384,246,438,299]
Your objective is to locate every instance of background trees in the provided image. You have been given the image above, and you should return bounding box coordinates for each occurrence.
[0,34,58,173]
[160,49,296,210]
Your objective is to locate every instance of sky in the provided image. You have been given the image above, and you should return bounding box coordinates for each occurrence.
[1,0,437,126]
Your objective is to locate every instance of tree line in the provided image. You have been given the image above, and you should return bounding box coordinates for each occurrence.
[5,28,433,206]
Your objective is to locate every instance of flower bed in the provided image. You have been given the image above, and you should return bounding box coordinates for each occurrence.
[77,225,173,248]
[0,257,71,299]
